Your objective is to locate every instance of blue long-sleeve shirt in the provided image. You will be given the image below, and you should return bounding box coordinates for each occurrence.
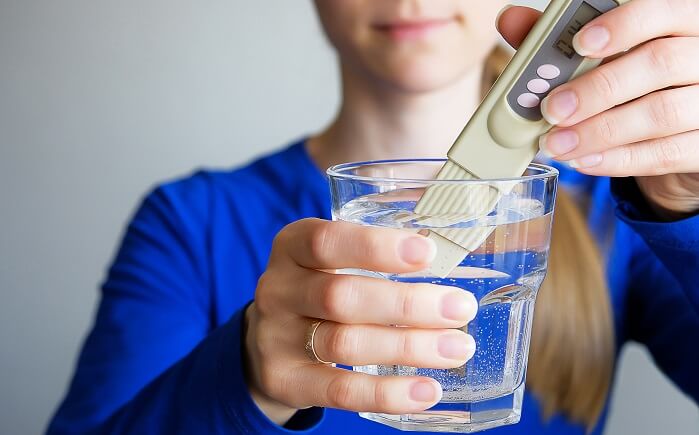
[48,140,699,434]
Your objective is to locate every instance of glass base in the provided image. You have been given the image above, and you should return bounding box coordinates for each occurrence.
[358,383,524,433]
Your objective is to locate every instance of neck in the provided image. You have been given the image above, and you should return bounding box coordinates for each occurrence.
[308,65,483,169]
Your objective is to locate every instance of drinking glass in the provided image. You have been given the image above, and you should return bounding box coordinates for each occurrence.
[327,159,558,433]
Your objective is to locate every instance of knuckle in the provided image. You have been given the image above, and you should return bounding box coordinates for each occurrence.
[397,330,417,361]
[646,39,683,79]
[649,92,682,130]
[272,222,295,250]
[270,374,298,406]
[328,325,360,362]
[309,221,333,264]
[326,375,358,409]
[594,113,619,146]
[258,363,282,396]
[653,139,684,175]
[627,3,655,37]
[355,228,384,263]
[254,274,275,315]
[256,323,281,358]
[320,275,355,321]
[667,0,697,18]
[619,146,637,173]
[326,324,360,362]
[590,67,621,98]
[396,286,418,320]
[373,380,390,411]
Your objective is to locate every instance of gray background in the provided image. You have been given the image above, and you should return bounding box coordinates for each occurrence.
[1,1,697,434]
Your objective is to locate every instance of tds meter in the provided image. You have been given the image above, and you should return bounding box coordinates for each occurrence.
[416,0,629,277]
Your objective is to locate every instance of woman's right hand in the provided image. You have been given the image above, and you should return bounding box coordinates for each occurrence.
[244,218,478,425]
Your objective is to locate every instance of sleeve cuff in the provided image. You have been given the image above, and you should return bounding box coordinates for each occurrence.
[216,305,325,434]
[611,177,699,251]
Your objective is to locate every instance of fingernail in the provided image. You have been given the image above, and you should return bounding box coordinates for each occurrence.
[410,380,441,403]
[441,291,477,322]
[539,130,579,157]
[399,236,437,265]
[573,25,610,57]
[538,135,555,159]
[438,333,475,360]
[569,153,603,169]
[495,4,513,27]
[541,90,578,125]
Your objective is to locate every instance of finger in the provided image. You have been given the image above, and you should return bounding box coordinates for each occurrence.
[272,269,477,327]
[541,37,699,127]
[313,322,476,368]
[272,219,436,273]
[540,85,699,160]
[567,129,699,177]
[496,5,541,49]
[571,0,699,59]
[288,365,442,413]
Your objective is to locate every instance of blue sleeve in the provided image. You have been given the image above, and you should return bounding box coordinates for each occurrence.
[47,175,323,434]
[611,178,699,401]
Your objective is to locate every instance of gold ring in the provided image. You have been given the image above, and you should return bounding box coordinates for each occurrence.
[304,319,333,364]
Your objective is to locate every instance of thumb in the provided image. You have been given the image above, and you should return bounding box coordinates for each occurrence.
[496,5,542,49]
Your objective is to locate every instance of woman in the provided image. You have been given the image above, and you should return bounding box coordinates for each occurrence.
[49,1,699,434]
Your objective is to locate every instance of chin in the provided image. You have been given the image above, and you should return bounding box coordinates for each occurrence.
[374,57,477,94]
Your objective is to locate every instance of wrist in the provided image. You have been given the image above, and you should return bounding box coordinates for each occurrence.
[636,175,699,222]
[645,198,699,222]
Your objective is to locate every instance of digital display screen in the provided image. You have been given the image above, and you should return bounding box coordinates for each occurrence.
[553,2,602,59]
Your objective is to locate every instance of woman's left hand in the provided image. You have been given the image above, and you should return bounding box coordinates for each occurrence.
[499,0,699,219]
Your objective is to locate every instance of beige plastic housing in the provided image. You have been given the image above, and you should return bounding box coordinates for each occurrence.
[450,0,628,180]
[419,0,628,277]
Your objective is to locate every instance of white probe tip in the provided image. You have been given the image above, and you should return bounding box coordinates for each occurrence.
[425,232,468,278]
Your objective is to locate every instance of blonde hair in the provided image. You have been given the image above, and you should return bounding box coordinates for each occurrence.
[483,45,615,429]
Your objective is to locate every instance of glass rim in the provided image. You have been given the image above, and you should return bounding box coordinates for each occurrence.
[326,159,559,184]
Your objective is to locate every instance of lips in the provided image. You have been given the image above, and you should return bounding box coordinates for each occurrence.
[372,17,457,41]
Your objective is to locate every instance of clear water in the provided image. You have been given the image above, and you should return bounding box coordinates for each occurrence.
[355,275,541,403]
[334,191,551,404]
[337,189,546,230]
